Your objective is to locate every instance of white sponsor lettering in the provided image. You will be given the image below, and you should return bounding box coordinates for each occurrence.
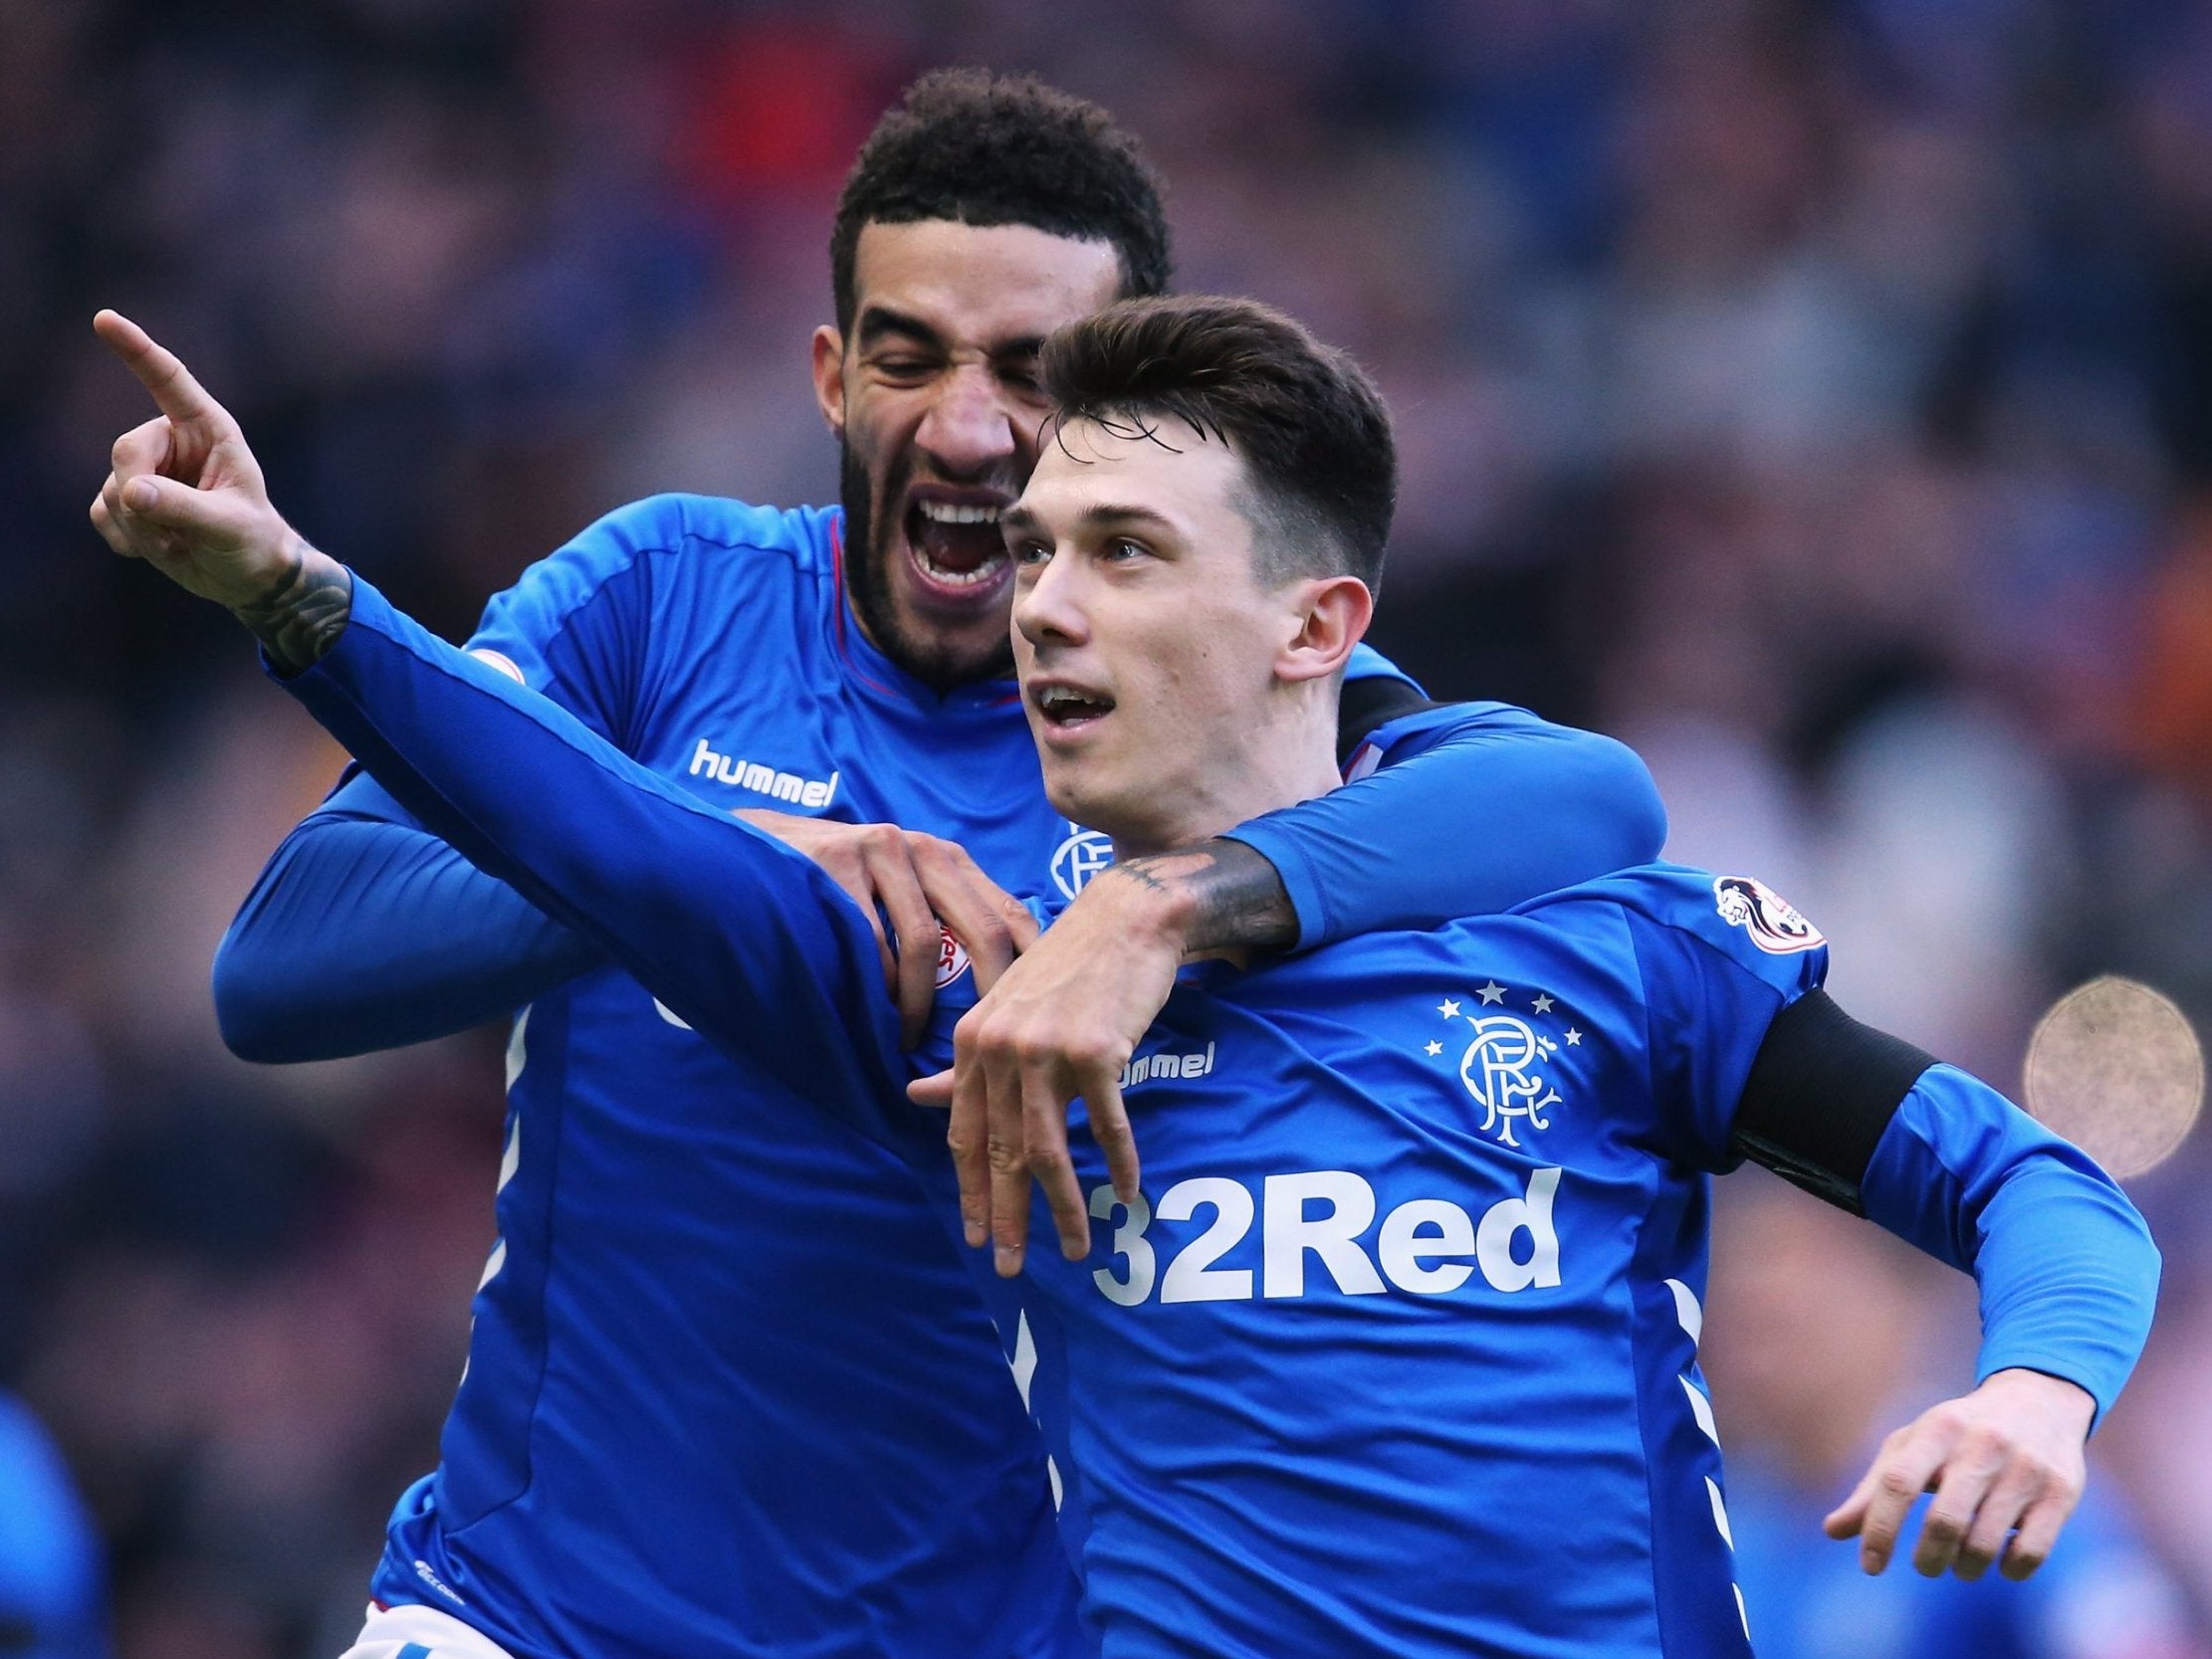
[1377,1197,1477,1294]
[1090,1167,1565,1305]
[1473,1164,1561,1292]
[1090,1186,1157,1306]
[1156,1177,1254,1303]
[1264,1170,1387,1298]
[687,738,838,809]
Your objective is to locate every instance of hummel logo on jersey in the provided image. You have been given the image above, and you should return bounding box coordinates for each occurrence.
[1119,1042,1215,1089]
[1088,1166,1563,1306]
[1419,986,1576,1147]
[686,738,838,808]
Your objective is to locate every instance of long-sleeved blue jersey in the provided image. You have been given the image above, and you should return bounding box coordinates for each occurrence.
[281,574,2157,1659]
[214,498,1668,1659]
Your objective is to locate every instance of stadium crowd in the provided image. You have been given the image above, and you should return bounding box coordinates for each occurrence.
[2,0,2210,1653]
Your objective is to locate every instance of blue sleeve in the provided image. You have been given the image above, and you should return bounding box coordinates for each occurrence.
[1622,866,2158,1426]
[1859,1068,2159,1428]
[212,770,600,1061]
[210,506,668,1060]
[1226,697,1667,948]
[277,575,921,1150]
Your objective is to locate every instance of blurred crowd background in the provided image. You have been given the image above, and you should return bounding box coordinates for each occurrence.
[3,0,2211,1654]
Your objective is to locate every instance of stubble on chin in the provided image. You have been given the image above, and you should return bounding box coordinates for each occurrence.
[837,441,1014,692]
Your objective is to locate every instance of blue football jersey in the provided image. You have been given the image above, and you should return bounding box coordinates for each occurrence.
[281,578,2155,1658]
[370,497,1086,1659]
[356,496,1427,1659]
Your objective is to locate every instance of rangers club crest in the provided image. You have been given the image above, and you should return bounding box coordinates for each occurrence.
[1712,876,1824,954]
[1417,983,1580,1148]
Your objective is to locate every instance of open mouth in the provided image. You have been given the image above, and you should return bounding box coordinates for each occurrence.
[904,497,1010,597]
[1033,685,1117,732]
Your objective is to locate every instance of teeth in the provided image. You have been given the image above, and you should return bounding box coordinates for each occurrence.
[917,500,1001,524]
[914,545,1008,586]
[1040,688,1107,714]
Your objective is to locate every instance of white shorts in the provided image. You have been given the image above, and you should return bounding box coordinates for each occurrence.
[335,1602,520,1659]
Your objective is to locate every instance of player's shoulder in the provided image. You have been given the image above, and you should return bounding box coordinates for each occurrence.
[478,495,835,647]
[1514,862,1829,979]
[551,493,837,583]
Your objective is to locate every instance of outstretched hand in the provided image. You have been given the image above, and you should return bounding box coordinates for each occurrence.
[1825,1367,2094,1580]
[89,310,301,606]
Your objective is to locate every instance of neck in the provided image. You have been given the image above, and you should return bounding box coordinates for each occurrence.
[1105,694,1343,861]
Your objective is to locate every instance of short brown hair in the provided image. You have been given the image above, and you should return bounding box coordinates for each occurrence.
[1038,296,1396,591]
[831,70,1171,335]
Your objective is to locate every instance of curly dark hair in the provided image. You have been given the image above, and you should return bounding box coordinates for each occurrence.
[831,69,1171,334]
[1039,295,1397,593]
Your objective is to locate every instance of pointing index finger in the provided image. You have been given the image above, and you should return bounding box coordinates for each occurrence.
[93,311,227,426]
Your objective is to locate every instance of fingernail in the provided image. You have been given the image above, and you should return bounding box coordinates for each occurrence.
[125,479,156,512]
[965,1222,986,1247]
[995,1244,1021,1275]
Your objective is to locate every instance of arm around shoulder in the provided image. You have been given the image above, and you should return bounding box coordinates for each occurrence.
[1229,702,1668,947]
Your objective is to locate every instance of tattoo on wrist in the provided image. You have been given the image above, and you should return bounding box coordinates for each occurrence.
[233,542,351,674]
[1115,841,1296,953]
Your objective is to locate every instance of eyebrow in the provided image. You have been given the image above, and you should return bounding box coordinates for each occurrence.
[854,307,945,351]
[1002,502,1182,538]
[854,305,1045,361]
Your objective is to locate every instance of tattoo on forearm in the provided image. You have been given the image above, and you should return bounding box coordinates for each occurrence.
[1117,841,1296,953]
[233,543,352,674]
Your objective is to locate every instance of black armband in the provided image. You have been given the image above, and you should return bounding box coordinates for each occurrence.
[1727,989,1936,1214]
[1335,678,1445,766]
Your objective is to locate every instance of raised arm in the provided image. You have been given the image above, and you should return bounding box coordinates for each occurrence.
[85,310,921,1138]
[281,577,906,1107]
[208,507,665,1061]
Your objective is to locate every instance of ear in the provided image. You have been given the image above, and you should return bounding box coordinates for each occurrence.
[810,324,846,436]
[1275,574,1373,686]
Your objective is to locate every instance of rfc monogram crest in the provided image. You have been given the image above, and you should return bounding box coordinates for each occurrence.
[1417,984,1578,1148]
[1457,1016,1561,1148]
